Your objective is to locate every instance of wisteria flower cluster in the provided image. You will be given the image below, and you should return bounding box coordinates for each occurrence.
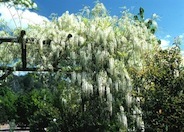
[0,2,160,131]
[0,0,37,9]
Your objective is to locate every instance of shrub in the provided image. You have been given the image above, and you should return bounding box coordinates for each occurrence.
[0,87,17,124]
[130,46,184,131]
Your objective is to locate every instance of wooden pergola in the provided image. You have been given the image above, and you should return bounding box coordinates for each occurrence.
[0,30,78,80]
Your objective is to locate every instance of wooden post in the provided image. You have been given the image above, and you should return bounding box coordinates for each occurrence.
[19,30,27,69]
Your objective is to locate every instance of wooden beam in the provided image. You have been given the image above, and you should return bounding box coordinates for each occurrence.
[0,66,82,72]
[0,38,18,44]
[0,70,13,80]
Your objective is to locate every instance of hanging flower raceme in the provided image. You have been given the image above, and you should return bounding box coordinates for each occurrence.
[1,0,37,9]
[118,106,128,129]
[0,2,160,131]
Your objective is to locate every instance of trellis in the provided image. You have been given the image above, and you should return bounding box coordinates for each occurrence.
[0,30,76,80]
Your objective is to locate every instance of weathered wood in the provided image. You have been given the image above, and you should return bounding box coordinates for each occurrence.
[0,30,77,79]
[0,66,81,72]
[0,38,18,44]
[19,30,27,69]
[0,70,13,80]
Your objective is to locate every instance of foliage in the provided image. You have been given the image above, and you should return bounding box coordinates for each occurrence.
[0,0,37,9]
[129,45,184,131]
[134,7,158,34]
[0,1,169,131]
[28,88,60,131]
[0,86,17,124]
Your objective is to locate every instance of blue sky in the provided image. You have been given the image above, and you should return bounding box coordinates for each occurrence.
[33,0,184,49]
[0,0,183,76]
[0,0,184,49]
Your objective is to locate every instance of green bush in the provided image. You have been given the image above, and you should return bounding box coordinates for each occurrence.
[0,87,17,124]
[15,92,36,127]
[130,46,184,131]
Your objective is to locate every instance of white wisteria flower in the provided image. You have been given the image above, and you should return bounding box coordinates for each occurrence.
[0,2,160,130]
